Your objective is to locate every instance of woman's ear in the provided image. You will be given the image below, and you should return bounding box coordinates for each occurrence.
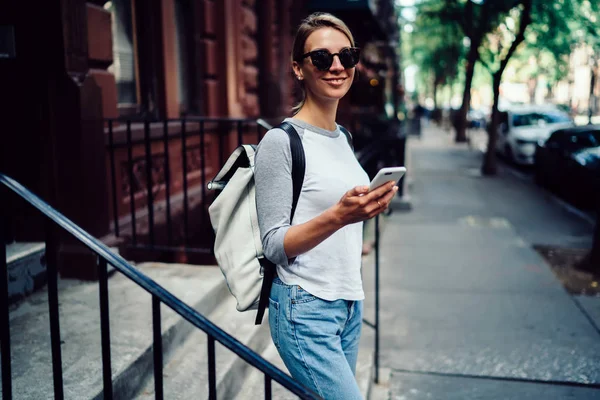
[292,61,304,81]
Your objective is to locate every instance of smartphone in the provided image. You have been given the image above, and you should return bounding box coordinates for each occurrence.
[369,167,407,191]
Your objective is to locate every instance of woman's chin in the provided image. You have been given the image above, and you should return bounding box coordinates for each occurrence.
[320,86,351,101]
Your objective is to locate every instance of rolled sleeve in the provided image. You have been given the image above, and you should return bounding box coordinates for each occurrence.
[254,128,295,267]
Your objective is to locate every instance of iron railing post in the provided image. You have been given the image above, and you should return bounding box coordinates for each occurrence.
[107,120,120,237]
[218,126,225,169]
[374,214,380,384]
[143,120,155,247]
[45,220,65,400]
[125,120,137,245]
[199,120,207,228]
[163,120,173,246]
[237,120,244,146]
[153,296,164,400]
[264,375,272,400]
[181,119,190,247]
[208,336,217,400]
[98,257,113,399]
[0,189,12,400]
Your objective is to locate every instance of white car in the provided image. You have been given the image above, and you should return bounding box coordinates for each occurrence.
[495,105,575,165]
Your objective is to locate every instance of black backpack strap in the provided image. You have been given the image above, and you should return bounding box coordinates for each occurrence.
[255,121,305,325]
[255,257,276,324]
[278,122,306,219]
[339,125,354,151]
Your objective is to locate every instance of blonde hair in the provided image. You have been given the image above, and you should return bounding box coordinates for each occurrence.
[291,12,355,115]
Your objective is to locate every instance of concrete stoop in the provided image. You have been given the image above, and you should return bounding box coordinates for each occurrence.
[366,368,392,400]
[7,262,377,400]
[6,241,46,304]
[7,263,227,399]
[236,343,374,400]
[134,293,270,399]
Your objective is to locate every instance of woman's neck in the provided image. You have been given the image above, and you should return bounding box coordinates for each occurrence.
[293,96,339,131]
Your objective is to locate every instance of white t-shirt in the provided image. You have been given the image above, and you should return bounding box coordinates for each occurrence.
[254,118,370,301]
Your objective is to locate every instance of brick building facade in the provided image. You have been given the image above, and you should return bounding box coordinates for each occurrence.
[1,0,399,278]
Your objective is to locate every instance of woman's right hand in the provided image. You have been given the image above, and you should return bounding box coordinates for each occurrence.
[281,181,397,259]
[329,181,398,226]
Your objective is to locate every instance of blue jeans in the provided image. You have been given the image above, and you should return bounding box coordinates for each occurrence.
[269,276,364,400]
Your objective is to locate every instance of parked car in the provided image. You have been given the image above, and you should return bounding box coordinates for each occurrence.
[467,108,487,129]
[495,105,575,165]
[534,125,600,209]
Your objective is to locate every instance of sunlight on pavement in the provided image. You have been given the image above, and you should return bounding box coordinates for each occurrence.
[459,215,513,229]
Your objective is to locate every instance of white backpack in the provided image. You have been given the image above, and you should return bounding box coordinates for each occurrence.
[207,122,305,324]
[207,122,353,324]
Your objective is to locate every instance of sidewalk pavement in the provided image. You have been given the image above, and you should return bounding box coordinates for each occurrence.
[361,123,600,399]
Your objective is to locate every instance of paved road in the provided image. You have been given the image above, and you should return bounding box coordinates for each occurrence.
[361,124,600,399]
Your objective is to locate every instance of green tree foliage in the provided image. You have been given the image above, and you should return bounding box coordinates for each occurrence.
[408,1,464,109]
[509,0,596,95]
[480,0,599,175]
[408,0,599,142]
[432,0,523,143]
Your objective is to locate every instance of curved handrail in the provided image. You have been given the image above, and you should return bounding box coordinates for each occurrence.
[0,173,320,399]
[105,116,262,123]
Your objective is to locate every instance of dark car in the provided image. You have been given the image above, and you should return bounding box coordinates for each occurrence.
[534,125,600,209]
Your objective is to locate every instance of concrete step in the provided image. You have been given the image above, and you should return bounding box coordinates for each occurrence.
[135,296,271,399]
[7,258,379,399]
[6,241,46,304]
[233,343,294,400]
[366,368,392,400]
[6,262,229,400]
[236,340,375,399]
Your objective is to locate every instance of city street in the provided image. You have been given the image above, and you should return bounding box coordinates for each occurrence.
[3,1,600,399]
[361,123,600,399]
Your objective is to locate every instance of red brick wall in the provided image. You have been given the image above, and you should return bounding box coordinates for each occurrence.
[240,0,259,116]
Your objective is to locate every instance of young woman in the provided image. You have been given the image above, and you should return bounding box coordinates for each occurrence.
[254,12,397,400]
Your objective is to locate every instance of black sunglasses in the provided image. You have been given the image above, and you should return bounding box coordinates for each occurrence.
[300,47,361,71]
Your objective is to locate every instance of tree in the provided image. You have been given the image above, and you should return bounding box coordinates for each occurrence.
[413,0,597,147]
[480,0,533,175]
[507,46,570,104]
[481,0,596,175]
[579,0,600,124]
[409,2,463,109]
[422,0,524,142]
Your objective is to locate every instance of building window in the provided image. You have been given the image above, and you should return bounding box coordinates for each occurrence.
[105,0,139,108]
[174,0,196,114]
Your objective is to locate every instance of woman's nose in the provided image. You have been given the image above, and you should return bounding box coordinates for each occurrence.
[329,55,344,71]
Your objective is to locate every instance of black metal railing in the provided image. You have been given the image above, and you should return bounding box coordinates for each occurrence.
[352,116,409,384]
[105,117,268,258]
[0,173,320,400]
[355,149,386,385]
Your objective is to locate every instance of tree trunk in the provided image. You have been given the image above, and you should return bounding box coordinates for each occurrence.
[576,209,600,274]
[455,44,479,143]
[589,65,596,125]
[481,0,532,176]
[592,211,600,268]
[528,77,537,104]
[433,80,439,110]
[482,73,501,175]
